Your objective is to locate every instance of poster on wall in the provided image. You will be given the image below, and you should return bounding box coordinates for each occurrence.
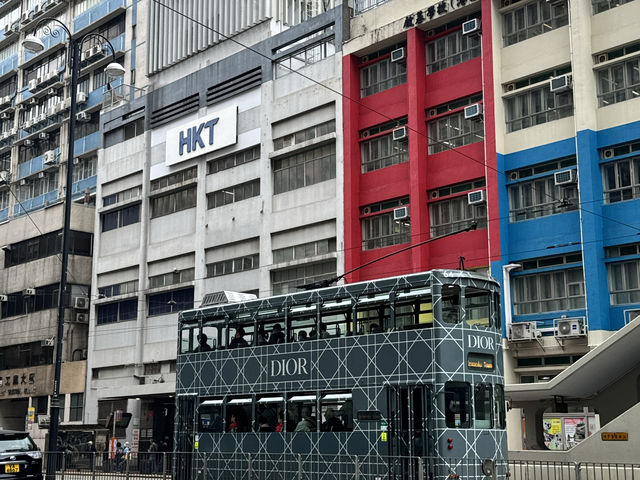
[543,418,563,450]
[564,417,586,449]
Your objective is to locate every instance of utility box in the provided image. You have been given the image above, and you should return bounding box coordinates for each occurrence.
[543,410,600,450]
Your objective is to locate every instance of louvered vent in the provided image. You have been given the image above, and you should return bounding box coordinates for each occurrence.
[149,93,199,128]
[201,290,257,306]
[207,67,262,105]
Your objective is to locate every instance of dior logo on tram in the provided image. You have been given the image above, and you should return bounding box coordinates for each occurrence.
[467,334,495,350]
[270,357,309,378]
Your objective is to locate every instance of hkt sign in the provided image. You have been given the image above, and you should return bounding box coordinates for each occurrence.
[165,105,237,166]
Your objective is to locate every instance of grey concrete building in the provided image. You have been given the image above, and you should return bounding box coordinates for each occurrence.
[0,0,143,447]
[87,1,346,450]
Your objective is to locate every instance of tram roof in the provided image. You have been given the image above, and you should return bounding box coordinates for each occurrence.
[180,269,498,324]
[507,314,640,404]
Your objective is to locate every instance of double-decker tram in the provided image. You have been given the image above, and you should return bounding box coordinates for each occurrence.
[175,270,507,480]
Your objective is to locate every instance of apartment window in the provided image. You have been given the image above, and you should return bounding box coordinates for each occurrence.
[428,109,484,154]
[596,57,640,107]
[427,28,481,74]
[151,186,196,218]
[602,156,640,204]
[102,204,140,232]
[208,180,260,209]
[103,186,142,207]
[0,283,81,319]
[273,120,336,151]
[16,172,58,202]
[96,299,137,325]
[149,268,195,288]
[430,194,487,238]
[360,120,408,173]
[151,166,197,191]
[18,130,60,163]
[98,280,138,298]
[0,43,17,63]
[148,287,194,316]
[0,190,8,210]
[0,76,17,98]
[509,169,578,221]
[275,36,336,78]
[505,83,573,132]
[69,393,83,422]
[0,342,53,369]
[278,0,335,26]
[362,197,411,251]
[273,238,336,263]
[72,156,97,183]
[0,7,19,32]
[74,111,100,139]
[361,53,407,98]
[73,0,101,16]
[23,49,65,84]
[513,267,585,315]
[4,230,92,268]
[593,0,636,14]
[502,0,568,47]
[606,244,640,305]
[354,0,390,14]
[124,118,144,140]
[271,260,336,295]
[208,146,260,174]
[207,254,259,277]
[273,143,335,194]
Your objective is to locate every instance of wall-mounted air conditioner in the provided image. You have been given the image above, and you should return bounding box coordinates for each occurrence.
[508,321,539,341]
[554,317,586,339]
[390,47,406,63]
[24,288,36,296]
[76,111,90,122]
[28,79,39,92]
[392,126,408,141]
[76,91,88,103]
[393,206,410,221]
[550,74,572,93]
[43,150,56,165]
[464,103,483,120]
[462,18,480,36]
[0,295,8,302]
[554,169,577,186]
[467,189,485,205]
[602,149,614,159]
[74,296,89,309]
[75,313,88,323]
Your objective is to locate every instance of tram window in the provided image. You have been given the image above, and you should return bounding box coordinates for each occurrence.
[180,328,194,354]
[255,395,284,432]
[320,310,351,338]
[226,397,252,432]
[199,398,223,432]
[287,393,317,432]
[229,325,253,349]
[474,383,493,428]
[444,381,471,428]
[290,315,316,342]
[355,304,390,334]
[465,288,491,327]
[320,392,353,432]
[395,299,433,329]
[256,320,286,346]
[493,292,502,330]
[495,384,506,429]
[194,325,216,352]
[441,285,461,323]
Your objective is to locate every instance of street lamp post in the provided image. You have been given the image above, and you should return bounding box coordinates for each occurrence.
[22,19,124,480]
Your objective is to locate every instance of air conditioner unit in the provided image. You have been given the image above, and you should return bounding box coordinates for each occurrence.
[0,95,10,106]
[550,74,572,93]
[76,111,90,122]
[76,91,88,103]
[393,206,410,221]
[464,103,483,120]
[43,150,56,165]
[74,296,89,309]
[0,113,10,120]
[63,98,72,109]
[506,83,516,92]
[72,157,80,165]
[509,171,519,180]
[0,295,7,302]
[603,148,614,159]
[37,172,45,179]
[428,108,437,117]
[24,288,36,296]
[392,126,408,141]
[502,0,512,6]
[430,191,438,199]
[390,47,406,63]
[462,18,481,36]
[362,206,371,215]
[39,132,49,140]
[0,171,9,182]
[28,79,39,92]
[28,98,38,106]
[554,317,586,339]
[468,189,485,205]
[36,113,46,124]
[46,88,57,97]
[554,169,577,186]
[83,44,104,61]
[19,178,28,186]
[597,53,608,64]
[75,312,88,323]
[9,128,17,136]
[23,120,33,129]
[24,139,34,147]
[41,338,54,347]
[508,321,538,341]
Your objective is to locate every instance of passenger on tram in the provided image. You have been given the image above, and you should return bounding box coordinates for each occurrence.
[297,331,308,341]
[269,324,285,344]
[194,333,212,352]
[229,327,249,348]
[227,414,239,432]
[257,415,275,432]
[369,323,382,334]
[275,411,285,432]
[321,408,344,432]
[294,408,315,432]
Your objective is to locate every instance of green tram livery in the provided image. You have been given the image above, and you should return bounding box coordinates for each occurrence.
[175,269,507,480]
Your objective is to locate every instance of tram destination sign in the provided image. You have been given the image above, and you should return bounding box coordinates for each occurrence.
[357,410,382,421]
[165,105,237,166]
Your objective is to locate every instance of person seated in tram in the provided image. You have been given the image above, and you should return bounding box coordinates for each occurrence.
[294,408,315,432]
[275,411,285,432]
[257,415,275,432]
[269,324,285,344]
[297,331,308,341]
[227,414,239,432]
[229,327,249,348]
[369,323,382,334]
[321,408,344,432]
[194,333,212,352]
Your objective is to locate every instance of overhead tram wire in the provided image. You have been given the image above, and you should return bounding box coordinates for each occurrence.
[150,0,640,237]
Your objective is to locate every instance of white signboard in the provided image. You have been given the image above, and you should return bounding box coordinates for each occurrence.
[165,105,237,166]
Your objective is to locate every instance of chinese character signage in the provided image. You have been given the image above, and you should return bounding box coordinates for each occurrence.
[403,0,478,30]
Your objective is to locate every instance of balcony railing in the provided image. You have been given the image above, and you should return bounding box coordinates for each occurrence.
[74,130,100,155]
[0,54,18,78]
[0,206,8,222]
[17,147,61,179]
[71,175,96,199]
[73,0,126,33]
[14,189,57,216]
